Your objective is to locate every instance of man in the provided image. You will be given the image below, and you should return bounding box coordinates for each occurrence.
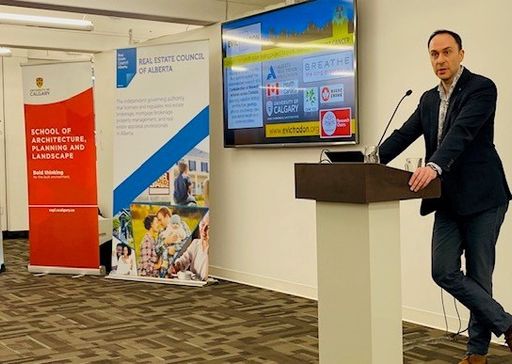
[379,30,512,364]
[173,161,196,206]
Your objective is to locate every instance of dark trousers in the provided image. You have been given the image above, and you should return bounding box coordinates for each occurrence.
[432,203,512,355]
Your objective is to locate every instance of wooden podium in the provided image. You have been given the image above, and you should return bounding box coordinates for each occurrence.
[295,163,440,364]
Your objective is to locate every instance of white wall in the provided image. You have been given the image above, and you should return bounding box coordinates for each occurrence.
[94,52,115,218]
[3,0,512,342]
[3,56,29,231]
[98,0,512,338]
[358,0,512,342]
[115,25,321,298]
[0,59,6,230]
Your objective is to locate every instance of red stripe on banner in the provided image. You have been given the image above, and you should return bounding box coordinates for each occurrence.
[29,207,99,268]
[24,87,99,269]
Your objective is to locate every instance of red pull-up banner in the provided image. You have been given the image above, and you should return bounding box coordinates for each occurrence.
[22,61,99,269]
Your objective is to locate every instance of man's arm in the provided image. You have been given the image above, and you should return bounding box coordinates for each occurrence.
[173,243,194,271]
[379,99,424,165]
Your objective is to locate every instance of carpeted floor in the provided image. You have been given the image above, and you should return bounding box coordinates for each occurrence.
[0,239,510,363]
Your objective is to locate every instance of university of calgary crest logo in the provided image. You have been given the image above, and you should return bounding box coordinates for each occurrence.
[29,77,50,96]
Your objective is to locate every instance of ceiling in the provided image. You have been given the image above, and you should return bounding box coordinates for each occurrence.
[0,0,288,57]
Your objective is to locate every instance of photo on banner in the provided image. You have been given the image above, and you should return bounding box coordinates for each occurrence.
[110,204,209,281]
[112,40,210,283]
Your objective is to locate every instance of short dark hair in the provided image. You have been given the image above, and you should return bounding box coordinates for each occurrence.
[428,29,462,50]
[144,214,156,230]
[178,161,188,173]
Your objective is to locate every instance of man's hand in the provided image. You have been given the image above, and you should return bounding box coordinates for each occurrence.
[409,166,437,192]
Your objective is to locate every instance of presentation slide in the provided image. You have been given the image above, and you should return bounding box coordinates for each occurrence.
[222,0,357,147]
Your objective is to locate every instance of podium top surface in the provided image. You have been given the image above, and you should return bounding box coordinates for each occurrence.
[295,163,441,204]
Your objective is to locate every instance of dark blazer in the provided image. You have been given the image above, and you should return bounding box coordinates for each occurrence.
[380,68,511,216]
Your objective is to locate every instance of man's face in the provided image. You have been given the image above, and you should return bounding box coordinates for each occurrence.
[157,213,169,228]
[429,33,464,84]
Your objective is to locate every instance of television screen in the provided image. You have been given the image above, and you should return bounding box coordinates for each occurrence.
[222,0,357,147]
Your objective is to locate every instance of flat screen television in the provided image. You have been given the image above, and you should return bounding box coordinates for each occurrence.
[221,0,357,147]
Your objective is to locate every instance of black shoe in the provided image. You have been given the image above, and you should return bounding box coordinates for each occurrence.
[505,325,512,352]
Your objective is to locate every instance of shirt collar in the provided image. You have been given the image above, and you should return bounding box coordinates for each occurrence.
[437,65,464,98]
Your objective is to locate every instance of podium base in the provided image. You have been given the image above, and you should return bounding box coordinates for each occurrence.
[316,200,402,363]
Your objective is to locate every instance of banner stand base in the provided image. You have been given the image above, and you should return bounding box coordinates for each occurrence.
[106,274,216,287]
[28,264,105,276]
[0,264,5,273]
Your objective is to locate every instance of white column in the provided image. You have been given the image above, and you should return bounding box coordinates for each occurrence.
[0,58,6,231]
[316,200,402,363]
[0,230,4,270]
[4,56,29,231]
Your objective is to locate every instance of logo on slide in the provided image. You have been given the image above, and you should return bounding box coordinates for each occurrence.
[321,111,336,136]
[304,87,318,113]
[321,87,330,102]
[266,66,277,80]
[320,108,352,138]
[320,84,344,104]
[266,100,274,116]
[266,82,280,97]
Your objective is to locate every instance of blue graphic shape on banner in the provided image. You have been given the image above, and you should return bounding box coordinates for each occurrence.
[117,48,137,88]
[113,106,210,214]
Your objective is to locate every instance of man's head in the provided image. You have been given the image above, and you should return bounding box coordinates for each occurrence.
[178,161,188,174]
[427,30,464,86]
[157,207,171,228]
[116,243,123,257]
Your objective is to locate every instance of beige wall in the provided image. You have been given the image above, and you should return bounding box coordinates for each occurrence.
[359,0,512,342]
[141,26,321,297]
[107,0,512,338]
[3,0,512,341]
[3,56,29,231]
[0,60,5,230]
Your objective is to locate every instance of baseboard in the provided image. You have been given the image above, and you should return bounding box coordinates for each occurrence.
[2,230,29,240]
[403,306,505,345]
[209,265,318,300]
